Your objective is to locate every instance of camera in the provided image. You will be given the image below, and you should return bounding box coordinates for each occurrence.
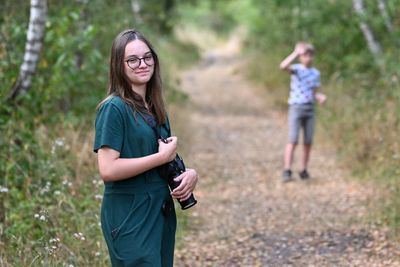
[158,138,197,210]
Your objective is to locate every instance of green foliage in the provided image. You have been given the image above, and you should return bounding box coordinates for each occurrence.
[176,0,237,36]
[229,0,400,230]
[0,0,199,265]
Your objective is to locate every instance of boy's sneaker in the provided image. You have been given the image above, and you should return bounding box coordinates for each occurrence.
[282,169,293,183]
[299,170,310,180]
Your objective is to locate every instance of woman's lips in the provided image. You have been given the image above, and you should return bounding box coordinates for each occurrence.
[135,71,149,75]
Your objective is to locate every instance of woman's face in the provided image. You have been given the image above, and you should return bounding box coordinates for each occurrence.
[124,40,155,86]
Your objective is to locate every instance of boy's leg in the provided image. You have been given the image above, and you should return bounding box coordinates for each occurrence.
[284,105,300,176]
[284,143,297,170]
[301,144,312,171]
[302,108,315,172]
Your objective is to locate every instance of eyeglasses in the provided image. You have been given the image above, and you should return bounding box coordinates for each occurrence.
[125,53,154,70]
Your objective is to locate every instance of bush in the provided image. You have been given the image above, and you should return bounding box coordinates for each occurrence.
[0,1,199,265]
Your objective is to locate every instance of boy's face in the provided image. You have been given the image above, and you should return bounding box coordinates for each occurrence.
[299,51,314,67]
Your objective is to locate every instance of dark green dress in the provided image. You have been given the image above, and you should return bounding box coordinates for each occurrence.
[93,96,176,267]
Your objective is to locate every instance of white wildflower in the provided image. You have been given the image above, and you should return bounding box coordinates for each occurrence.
[62,180,72,187]
[73,232,85,241]
[54,190,61,196]
[92,178,103,186]
[40,181,51,195]
[0,186,9,193]
[95,251,101,257]
[35,210,49,222]
[94,194,103,200]
[49,237,60,243]
[51,138,65,155]
[55,138,65,147]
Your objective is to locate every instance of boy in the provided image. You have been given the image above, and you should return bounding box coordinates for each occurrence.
[279,42,326,182]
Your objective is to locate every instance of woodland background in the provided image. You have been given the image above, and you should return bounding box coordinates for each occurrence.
[0,0,399,265]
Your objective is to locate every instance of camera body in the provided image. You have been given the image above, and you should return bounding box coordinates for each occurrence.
[158,139,197,210]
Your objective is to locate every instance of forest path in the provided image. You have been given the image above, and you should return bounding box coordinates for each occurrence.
[173,36,399,267]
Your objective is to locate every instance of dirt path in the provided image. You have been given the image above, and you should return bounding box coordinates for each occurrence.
[174,38,400,267]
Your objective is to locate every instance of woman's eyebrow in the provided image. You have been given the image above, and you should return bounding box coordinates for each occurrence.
[125,51,152,59]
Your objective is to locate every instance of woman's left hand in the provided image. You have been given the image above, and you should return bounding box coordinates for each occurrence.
[171,168,198,201]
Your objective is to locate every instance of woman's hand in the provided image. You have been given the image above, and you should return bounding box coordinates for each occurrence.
[158,136,177,164]
[171,168,198,201]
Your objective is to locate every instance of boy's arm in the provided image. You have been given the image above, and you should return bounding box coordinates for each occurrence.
[279,50,298,73]
[313,73,326,105]
[314,88,327,105]
[279,43,306,73]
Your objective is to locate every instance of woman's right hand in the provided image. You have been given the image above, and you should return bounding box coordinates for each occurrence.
[158,136,177,164]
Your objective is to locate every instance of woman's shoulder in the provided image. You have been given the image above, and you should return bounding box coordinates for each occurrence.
[103,95,125,107]
[98,95,127,111]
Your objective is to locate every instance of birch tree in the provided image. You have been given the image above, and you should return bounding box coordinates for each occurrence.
[353,0,383,66]
[8,0,47,100]
[377,0,393,33]
[131,0,143,26]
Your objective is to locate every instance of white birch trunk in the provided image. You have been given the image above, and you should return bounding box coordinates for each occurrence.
[353,0,383,66]
[8,0,47,99]
[131,0,143,26]
[377,0,393,33]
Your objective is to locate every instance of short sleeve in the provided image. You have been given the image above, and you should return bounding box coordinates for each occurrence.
[93,102,124,153]
[290,64,300,74]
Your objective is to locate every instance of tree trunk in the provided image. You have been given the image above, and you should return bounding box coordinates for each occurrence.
[353,0,383,66]
[131,0,143,26]
[8,0,47,100]
[376,0,393,33]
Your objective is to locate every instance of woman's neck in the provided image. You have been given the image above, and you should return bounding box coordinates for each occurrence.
[131,84,147,101]
[131,84,150,110]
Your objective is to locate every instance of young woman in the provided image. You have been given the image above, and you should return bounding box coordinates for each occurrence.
[93,29,198,267]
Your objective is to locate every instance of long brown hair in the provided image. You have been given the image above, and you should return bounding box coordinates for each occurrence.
[98,29,167,124]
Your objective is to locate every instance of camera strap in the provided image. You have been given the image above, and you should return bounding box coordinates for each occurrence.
[139,112,171,140]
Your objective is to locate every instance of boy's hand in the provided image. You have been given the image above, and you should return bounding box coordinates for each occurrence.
[294,42,307,56]
[315,92,327,105]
